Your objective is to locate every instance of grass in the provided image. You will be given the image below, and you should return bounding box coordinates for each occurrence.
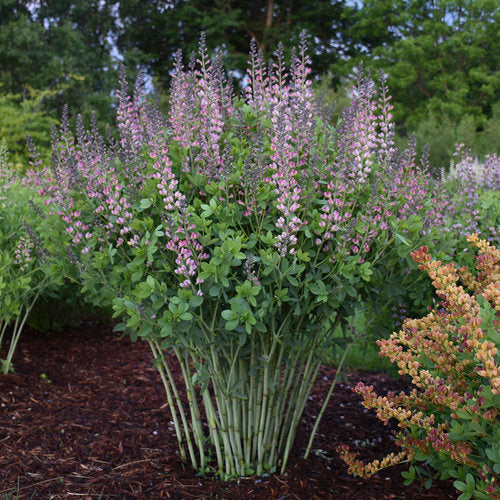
[0,477,63,499]
[0,478,19,500]
[328,337,400,376]
[345,340,398,373]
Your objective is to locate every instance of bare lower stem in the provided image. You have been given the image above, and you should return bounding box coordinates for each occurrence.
[3,293,39,375]
[0,320,8,347]
[175,349,206,470]
[202,387,224,475]
[148,340,187,462]
[304,343,353,459]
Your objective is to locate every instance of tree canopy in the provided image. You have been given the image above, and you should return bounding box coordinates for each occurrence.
[0,0,117,122]
[340,0,500,129]
[116,0,361,89]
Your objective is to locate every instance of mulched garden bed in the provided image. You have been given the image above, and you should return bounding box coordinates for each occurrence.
[0,325,457,499]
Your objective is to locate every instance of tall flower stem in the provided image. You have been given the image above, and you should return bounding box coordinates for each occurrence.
[209,344,236,475]
[256,334,278,475]
[0,320,7,347]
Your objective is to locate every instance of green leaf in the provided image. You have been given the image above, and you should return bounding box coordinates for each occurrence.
[402,466,415,485]
[239,331,247,347]
[395,232,410,246]
[139,198,152,209]
[113,322,126,332]
[465,473,475,490]
[221,309,234,320]
[127,314,141,330]
[138,323,153,337]
[225,319,239,330]
[131,270,143,282]
[255,321,267,333]
[160,324,172,337]
[189,295,204,308]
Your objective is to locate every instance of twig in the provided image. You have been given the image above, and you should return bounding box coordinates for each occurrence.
[112,458,155,470]
[65,493,120,498]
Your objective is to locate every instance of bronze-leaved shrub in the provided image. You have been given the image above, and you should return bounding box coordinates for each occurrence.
[339,234,500,499]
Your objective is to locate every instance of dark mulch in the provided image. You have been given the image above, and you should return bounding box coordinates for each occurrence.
[0,325,457,499]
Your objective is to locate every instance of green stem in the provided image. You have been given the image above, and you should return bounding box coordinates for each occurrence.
[304,342,352,459]
[281,357,320,474]
[148,340,187,462]
[231,395,245,475]
[256,331,280,475]
[268,342,299,466]
[279,345,317,471]
[3,293,39,375]
[247,348,256,464]
[239,359,249,465]
[159,345,198,470]
[202,386,224,475]
[209,344,235,475]
[223,345,242,476]
[224,346,244,476]
[175,348,206,470]
[0,320,8,348]
[252,342,264,466]
[213,381,235,475]
[276,324,308,457]
[277,364,302,456]
[262,341,284,448]
[2,316,20,375]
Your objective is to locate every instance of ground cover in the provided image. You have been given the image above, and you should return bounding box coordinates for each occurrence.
[0,325,456,499]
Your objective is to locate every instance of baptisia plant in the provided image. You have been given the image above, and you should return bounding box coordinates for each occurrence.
[339,235,500,499]
[0,142,55,374]
[437,147,499,248]
[32,33,437,478]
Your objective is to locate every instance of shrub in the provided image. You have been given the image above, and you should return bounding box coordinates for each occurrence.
[28,34,480,478]
[439,146,499,246]
[0,141,73,373]
[339,235,500,499]
[0,151,46,373]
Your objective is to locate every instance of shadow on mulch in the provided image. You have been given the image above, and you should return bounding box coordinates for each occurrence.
[0,325,456,499]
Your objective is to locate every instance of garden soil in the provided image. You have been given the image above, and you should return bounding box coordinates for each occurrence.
[0,325,457,499]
